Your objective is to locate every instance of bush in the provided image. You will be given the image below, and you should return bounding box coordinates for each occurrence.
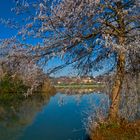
[0,74,28,105]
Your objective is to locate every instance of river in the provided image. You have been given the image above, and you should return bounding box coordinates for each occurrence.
[0,89,109,140]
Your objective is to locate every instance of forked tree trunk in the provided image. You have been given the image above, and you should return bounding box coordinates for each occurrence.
[109,51,125,121]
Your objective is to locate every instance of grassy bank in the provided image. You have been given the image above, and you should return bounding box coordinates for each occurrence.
[90,120,140,140]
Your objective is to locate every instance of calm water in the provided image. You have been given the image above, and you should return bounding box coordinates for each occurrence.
[0,90,109,140]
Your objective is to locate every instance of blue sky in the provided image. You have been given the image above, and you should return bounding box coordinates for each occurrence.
[0,0,115,77]
[0,0,17,38]
[0,0,74,77]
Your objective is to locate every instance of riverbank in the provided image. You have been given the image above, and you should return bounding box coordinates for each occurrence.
[54,83,104,89]
[90,119,140,140]
[0,74,55,106]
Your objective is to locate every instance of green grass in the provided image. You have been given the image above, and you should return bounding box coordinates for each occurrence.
[54,83,104,89]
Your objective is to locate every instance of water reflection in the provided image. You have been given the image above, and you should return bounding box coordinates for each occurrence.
[0,91,56,140]
[56,87,104,95]
[0,89,108,140]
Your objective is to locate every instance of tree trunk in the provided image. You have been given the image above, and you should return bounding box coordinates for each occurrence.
[136,73,140,94]
[108,1,126,121]
[109,51,125,121]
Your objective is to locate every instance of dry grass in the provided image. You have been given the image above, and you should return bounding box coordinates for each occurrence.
[41,81,56,96]
[90,120,140,140]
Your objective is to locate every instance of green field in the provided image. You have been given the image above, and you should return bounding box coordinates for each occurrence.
[54,83,104,89]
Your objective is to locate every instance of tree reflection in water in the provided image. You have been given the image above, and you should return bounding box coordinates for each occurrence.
[0,90,56,140]
[0,88,107,140]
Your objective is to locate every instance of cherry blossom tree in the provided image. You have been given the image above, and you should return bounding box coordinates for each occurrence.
[1,0,140,120]
[0,38,47,97]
